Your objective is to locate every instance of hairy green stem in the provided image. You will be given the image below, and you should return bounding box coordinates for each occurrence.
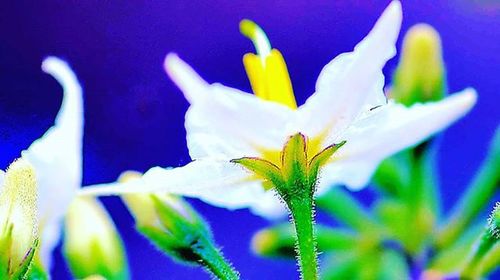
[288,197,318,280]
[192,237,240,280]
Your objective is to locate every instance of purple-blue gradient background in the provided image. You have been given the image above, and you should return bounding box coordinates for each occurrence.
[0,1,499,279]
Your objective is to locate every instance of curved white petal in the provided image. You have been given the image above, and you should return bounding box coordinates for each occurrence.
[165,54,294,159]
[21,57,84,267]
[298,1,402,143]
[80,159,287,219]
[319,89,477,191]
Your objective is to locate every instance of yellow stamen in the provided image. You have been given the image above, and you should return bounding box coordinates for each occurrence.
[240,19,297,109]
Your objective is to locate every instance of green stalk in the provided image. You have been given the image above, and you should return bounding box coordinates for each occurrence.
[316,188,379,232]
[192,237,240,280]
[288,197,318,280]
[437,132,500,249]
[402,142,438,254]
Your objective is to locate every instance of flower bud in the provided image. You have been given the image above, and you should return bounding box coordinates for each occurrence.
[391,24,446,106]
[63,197,129,279]
[0,159,39,279]
[118,171,210,263]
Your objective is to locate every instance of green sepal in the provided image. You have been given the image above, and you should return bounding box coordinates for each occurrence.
[230,157,284,190]
[11,239,39,280]
[0,223,14,278]
[308,141,346,185]
[138,225,200,265]
[152,195,208,238]
[25,260,49,280]
[281,133,308,188]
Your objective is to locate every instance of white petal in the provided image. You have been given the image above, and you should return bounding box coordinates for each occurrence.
[0,170,4,188]
[248,190,287,219]
[165,54,294,159]
[298,1,402,142]
[21,57,83,267]
[80,159,287,219]
[164,53,210,104]
[321,89,477,190]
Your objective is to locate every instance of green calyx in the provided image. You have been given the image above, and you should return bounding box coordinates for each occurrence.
[0,223,39,279]
[233,133,345,280]
[232,133,345,201]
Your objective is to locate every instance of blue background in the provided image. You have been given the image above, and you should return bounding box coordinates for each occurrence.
[0,1,498,279]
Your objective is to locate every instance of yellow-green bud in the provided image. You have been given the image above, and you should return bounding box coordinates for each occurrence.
[118,172,209,263]
[0,159,39,279]
[391,24,446,106]
[64,197,129,279]
[119,172,240,279]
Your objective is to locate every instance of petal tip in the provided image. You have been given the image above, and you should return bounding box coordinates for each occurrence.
[41,56,81,96]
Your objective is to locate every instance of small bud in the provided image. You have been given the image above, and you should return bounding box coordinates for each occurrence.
[118,172,240,279]
[251,225,296,258]
[118,172,210,263]
[63,197,129,279]
[0,159,39,279]
[391,24,446,106]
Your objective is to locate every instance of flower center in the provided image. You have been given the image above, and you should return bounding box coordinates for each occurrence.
[233,133,345,191]
[240,19,297,109]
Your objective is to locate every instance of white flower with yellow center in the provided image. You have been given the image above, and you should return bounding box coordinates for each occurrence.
[4,57,83,267]
[84,1,476,218]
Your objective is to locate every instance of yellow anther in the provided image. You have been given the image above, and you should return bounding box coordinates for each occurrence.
[240,20,297,109]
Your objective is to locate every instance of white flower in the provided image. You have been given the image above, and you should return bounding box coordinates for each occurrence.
[83,1,476,218]
[12,57,83,267]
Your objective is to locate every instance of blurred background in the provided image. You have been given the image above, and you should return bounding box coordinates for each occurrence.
[0,1,499,279]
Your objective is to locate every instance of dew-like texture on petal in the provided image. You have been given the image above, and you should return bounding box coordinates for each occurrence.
[0,159,37,269]
[319,89,477,191]
[165,54,294,159]
[21,57,84,268]
[298,1,402,144]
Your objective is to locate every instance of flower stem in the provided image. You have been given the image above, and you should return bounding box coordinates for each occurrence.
[192,237,240,280]
[288,197,318,280]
